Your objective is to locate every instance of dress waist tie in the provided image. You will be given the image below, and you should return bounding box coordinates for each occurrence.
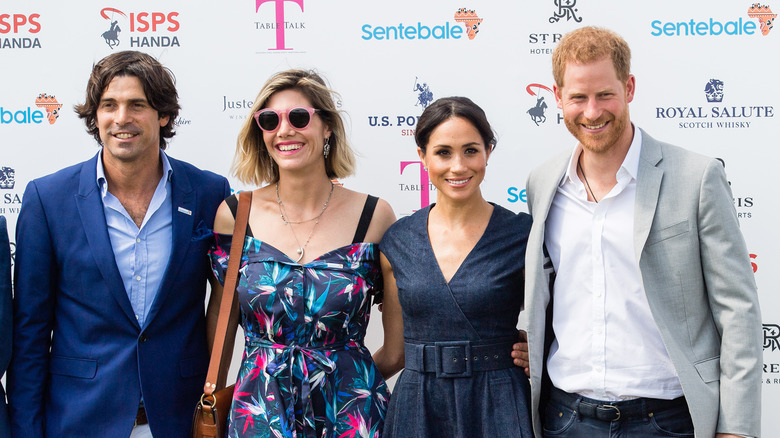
[246,336,349,438]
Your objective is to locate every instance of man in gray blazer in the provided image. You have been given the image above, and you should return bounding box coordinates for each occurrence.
[518,27,762,438]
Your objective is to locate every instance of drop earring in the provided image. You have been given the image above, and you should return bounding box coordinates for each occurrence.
[323,137,331,158]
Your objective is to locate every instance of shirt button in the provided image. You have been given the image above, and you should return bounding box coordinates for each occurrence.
[136,276,141,281]
[136,238,141,243]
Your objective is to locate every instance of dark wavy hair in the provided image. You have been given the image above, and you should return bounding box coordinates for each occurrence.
[414,96,496,153]
[74,51,180,149]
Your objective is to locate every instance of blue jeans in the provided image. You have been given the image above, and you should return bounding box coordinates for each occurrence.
[542,390,694,438]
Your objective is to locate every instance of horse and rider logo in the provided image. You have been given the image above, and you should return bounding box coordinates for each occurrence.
[526,84,554,126]
[100,8,126,49]
[413,77,434,110]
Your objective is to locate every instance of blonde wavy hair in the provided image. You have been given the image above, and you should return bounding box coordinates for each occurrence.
[232,69,355,186]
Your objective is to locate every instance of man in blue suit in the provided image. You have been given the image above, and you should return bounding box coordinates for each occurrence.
[7,51,230,438]
[0,215,12,438]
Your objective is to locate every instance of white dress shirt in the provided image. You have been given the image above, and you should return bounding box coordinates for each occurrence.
[545,128,684,401]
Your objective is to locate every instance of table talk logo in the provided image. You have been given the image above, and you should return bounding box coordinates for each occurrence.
[1,93,62,125]
[651,3,775,37]
[361,8,484,42]
[654,78,773,129]
[254,0,306,53]
[0,13,41,49]
[550,0,583,23]
[98,7,181,49]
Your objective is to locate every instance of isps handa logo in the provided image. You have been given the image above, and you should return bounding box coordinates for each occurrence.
[98,7,180,50]
[654,78,773,130]
[1,93,62,125]
[362,8,484,42]
[651,3,775,37]
[0,13,41,49]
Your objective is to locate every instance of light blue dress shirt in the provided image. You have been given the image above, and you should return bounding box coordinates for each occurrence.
[96,150,173,329]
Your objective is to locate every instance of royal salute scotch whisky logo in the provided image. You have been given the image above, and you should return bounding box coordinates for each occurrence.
[0,167,14,190]
[704,79,724,103]
[654,78,773,129]
[550,0,583,23]
[98,7,181,49]
[0,13,41,49]
[0,165,22,219]
[361,7,484,41]
[1,94,62,125]
[254,0,306,52]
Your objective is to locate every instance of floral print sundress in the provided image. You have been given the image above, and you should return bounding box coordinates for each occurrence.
[210,234,388,438]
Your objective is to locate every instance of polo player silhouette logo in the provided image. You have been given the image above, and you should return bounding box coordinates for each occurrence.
[99,8,127,49]
[413,77,433,110]
[526,84,553,126]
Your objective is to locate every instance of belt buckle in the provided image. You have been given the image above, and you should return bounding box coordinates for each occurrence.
[600,404,621,422]
[434,340,472,378]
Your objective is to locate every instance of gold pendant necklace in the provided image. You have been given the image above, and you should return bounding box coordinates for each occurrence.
[276,182,334,263]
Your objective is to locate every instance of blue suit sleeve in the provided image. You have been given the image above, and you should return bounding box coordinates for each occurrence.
[7,181,56,438]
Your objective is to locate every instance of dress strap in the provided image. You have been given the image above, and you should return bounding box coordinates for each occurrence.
[351,195,378,243]
[225,193,254,237]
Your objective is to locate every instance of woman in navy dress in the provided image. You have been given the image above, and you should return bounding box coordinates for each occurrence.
[374,97,533,437]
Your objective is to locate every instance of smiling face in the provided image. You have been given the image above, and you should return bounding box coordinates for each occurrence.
[97,75,168,166]
[418,116,490,204]
[262,88,332,175]
[554,57,635,155]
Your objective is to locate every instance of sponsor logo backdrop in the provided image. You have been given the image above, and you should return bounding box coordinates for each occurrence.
[2,0,778,430]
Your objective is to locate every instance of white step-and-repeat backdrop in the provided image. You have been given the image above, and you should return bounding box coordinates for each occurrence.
[2,0,778,432]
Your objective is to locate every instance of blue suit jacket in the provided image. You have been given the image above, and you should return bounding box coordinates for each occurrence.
[0,216,12,438]
[7,153,230,438]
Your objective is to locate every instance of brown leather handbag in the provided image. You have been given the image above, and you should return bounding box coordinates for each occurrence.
[192,191,251,438]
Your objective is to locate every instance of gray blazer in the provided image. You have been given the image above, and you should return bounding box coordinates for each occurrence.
[0,216,11,438]
[525,129,762,438]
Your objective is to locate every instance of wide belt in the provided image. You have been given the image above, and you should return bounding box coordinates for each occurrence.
[549,387,689,422]
[404,338,516,378]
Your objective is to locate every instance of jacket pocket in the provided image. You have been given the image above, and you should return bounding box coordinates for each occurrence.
[646,220,690,246]
[694,356,720,383]
[49,355,98,379]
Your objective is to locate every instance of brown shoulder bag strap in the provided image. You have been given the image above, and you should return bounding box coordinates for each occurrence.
[203,190,252,395]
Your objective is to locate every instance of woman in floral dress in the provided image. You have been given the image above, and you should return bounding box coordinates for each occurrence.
[208,69,396,438]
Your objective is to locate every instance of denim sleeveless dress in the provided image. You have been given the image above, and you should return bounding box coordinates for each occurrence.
[380,204,533,438]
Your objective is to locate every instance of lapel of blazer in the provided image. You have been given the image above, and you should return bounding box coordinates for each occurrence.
[633,129,664,263]
[144,154,195,328]
[76,153,140,329]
